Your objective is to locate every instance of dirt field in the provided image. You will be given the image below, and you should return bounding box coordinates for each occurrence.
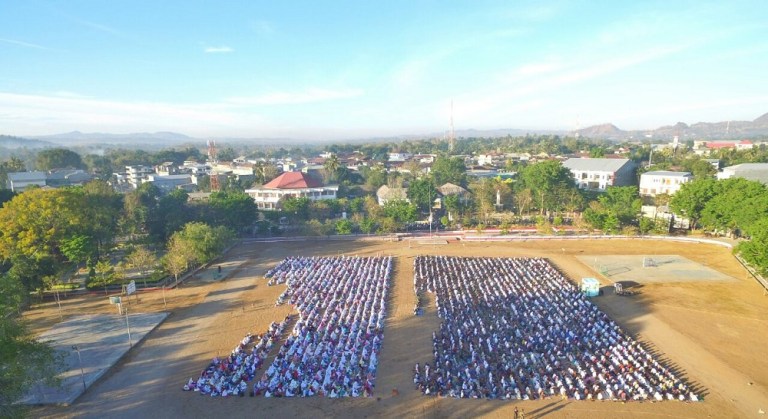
[29,238,768,419]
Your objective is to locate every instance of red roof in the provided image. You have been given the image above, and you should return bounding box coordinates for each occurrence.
[263,171,323,189]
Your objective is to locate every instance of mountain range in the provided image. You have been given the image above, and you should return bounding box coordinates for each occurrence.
[2,112,767,148]
[575,112,768,140]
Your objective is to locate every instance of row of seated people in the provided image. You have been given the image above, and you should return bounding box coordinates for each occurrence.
[183,317,289,397]
[254,256,391,397]
[412,256,699,402]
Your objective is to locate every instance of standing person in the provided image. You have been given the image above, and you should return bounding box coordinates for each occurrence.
[514,406,519,419]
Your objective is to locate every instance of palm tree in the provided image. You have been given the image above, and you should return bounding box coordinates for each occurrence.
[324,154,341,182]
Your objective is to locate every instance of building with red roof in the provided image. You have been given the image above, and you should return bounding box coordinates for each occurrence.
[245,171,338,210]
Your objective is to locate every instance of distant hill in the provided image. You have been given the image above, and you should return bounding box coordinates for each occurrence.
[17,112,768,147]
[0,134,55,149]
[577,112,768,141]
[28,131,195,146]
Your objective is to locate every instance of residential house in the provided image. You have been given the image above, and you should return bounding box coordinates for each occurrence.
[376,185,409,206]
[437,182,471,207]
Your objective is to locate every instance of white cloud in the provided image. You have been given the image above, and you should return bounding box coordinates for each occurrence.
[204,46,234,53]
[226,88,363,105]
[0,92,250,136]
[68,17,125,38]
[250,19,274,35]
[0,38,47,49]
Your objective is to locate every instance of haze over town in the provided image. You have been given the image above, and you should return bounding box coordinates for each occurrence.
[1,1,767,140]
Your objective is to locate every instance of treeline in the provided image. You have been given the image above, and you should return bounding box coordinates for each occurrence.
[0,181,256,294]
[670,177,768,275]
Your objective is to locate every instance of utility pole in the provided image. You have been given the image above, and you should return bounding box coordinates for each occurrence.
[72,345,86,392]
[125,306,132,347]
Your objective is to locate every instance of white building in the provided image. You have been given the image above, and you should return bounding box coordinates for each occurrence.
[639,171,693,197]
[5,171,47,192]
[717,163,768,184]
[561,158,636,191]
[125,165,154,189]
[387,152,411,162]
[144,174,196,194]
[245,171,338,211]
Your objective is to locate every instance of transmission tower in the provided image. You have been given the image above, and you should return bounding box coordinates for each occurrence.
[207,140,220,191]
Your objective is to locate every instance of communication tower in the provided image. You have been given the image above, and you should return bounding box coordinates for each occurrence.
[207,140,220,191]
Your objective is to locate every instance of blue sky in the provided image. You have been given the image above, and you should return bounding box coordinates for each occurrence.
[1,1,767,140]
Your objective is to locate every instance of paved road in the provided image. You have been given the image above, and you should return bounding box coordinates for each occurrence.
[22,312,168,405]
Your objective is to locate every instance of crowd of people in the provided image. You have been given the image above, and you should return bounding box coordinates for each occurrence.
[183,317,290,397]
[254,255,392,397]
[413,256,699,402]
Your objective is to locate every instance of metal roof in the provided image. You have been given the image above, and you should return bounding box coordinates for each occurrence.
[562,158,632,172]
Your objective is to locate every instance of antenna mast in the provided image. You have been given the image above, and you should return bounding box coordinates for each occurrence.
[449,100,455,152]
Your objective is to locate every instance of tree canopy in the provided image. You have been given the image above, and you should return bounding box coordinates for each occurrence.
[35,148,84,170]
[518,160,577,214]
[431,156,466,187]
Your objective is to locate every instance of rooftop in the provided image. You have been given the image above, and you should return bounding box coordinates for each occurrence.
[562,158,632,172]
[263,171,323,189]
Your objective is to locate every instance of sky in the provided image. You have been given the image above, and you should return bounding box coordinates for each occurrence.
[1,0,767,140]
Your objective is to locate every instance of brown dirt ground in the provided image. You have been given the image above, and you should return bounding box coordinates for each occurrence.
[28,238,768,419]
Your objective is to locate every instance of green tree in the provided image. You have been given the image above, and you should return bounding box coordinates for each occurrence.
[163,238,191,285]
[35,148,84,170]
[335,219,354,235]
[0,274,61,417]
[126,245,158,288]
[252,162,280,185]
[0,157,26,187]
[60,234,98,270]
[122,183,161,237]
[208,190,257,232]
[589,146,606,158]
[281,196,311,221]
[382,200,418,223]
[518,160,576,214]
[359,217,377,234]
[737,218,768,276]
[157,189,190,238]
[669,178,718,230]
[407,178,435,213]
[169,222,233,266]
[699,178,768,235]
[361,166,387,191]
[431,156,467,187]
[685,159,717,179]
[92,259,116,295]
[0,188,96,291]
[323,154,341,183]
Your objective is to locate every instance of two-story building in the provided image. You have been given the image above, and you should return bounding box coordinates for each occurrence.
[639,171,693,197]
[245,171,338,211]
[561,158,636,191]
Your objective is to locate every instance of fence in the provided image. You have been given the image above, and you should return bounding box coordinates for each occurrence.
[734,254,768,293]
